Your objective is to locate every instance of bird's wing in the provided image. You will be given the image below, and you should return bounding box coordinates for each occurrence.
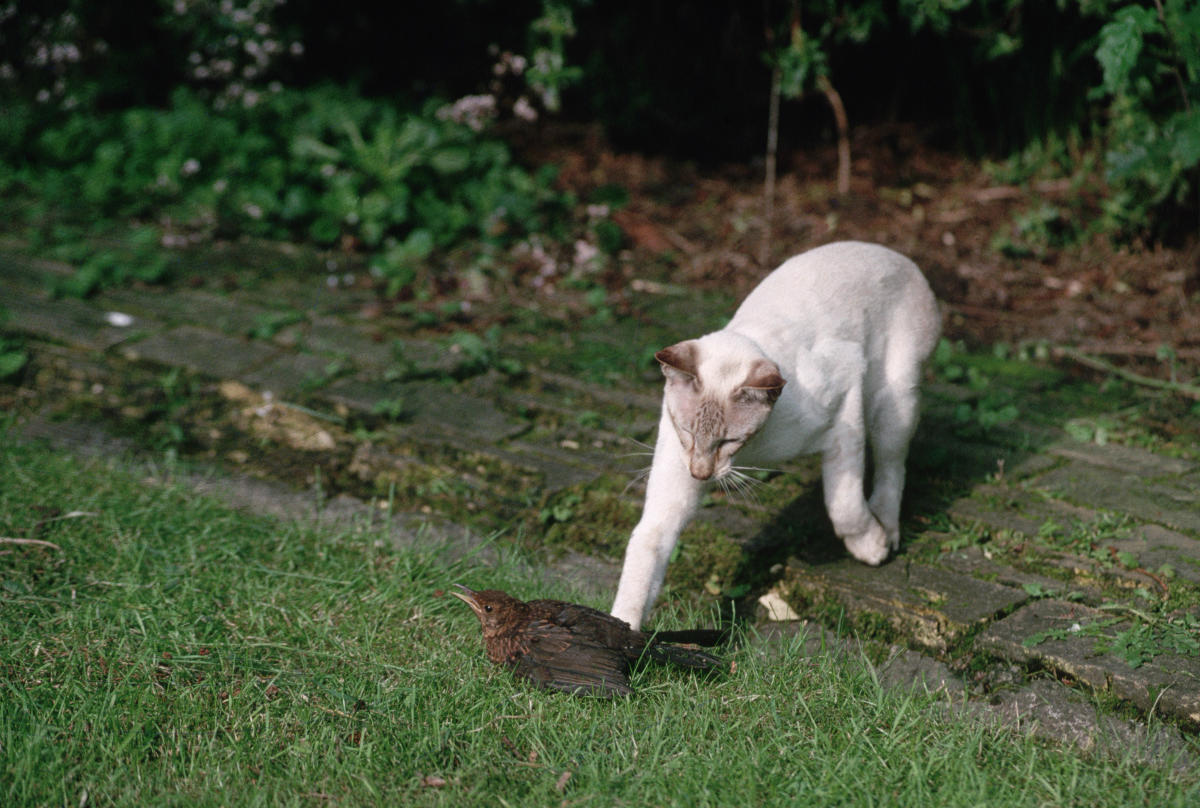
[506,619,632,698]
[536,600,637,649]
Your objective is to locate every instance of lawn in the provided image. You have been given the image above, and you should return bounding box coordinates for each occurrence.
[1,430,1196,807]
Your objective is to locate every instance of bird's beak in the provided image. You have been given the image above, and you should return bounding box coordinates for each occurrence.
[450,583,482,615]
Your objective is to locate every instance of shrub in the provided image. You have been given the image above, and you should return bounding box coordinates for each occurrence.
[4,86,572,296]
[1090,0,1200,237]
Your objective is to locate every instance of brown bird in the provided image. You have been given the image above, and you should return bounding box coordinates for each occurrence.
[451,584,726,697]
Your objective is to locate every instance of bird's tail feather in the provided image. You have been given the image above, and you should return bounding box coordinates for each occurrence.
[645,643,725,671]
[649,628,727,647]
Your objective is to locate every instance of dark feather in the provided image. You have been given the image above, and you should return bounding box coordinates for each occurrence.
[452,585,728,697]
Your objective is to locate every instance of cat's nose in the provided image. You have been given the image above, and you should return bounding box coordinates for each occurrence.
[689,458,715,481]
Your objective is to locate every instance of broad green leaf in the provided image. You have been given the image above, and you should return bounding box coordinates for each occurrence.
[430,147,471,175]
[1095,6,1159,96]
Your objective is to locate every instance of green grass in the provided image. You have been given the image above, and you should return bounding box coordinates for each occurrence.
[1,434,1197,807]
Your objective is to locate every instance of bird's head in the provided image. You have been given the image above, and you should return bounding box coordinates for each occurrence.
[451,584,523,637]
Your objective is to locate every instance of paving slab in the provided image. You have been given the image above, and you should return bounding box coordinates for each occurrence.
[946,483,1096,538]
[298,318,400,367]
[956,678,1197,768]
[936,546,1093,597]
[788,559,1029,651]
[1108,524,1200,585]
[1046,439,1195,476]
[123,324,279,378]
[324,377,530,442]
[4,284,153,350]
[0,246,74,284]
[1030,461,1200,534]
[979,599,1200,728]
[876,647,967,698]
[238,351,348,396]
[98,288,274,336]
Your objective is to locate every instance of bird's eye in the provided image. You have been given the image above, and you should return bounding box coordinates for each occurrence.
[484,605,493,612]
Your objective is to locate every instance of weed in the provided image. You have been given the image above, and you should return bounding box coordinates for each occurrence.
[445,327,523,378]
[538,491,581,526]
[371,397,409,422]
[1025,609,1200,670]
[0,311,28,380]
[248,309,305,340]
[300,358,351,391]
[45,225,172,298]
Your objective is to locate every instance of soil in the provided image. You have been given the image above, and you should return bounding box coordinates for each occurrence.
[518,123,1200,380]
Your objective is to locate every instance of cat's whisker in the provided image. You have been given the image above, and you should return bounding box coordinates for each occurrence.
[621,465,653,496]
[730,467,769,485]
[715,468,764,508]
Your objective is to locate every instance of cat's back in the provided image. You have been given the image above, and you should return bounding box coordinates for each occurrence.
[728,241,938,350]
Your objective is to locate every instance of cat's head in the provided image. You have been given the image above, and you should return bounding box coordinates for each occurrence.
[656,337,785,481]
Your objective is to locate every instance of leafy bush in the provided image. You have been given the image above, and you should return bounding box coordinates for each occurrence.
[4,86,571,296]
[1090,0,1200,236]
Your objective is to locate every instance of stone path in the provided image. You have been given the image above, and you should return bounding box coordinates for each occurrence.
[2,241,1198,761]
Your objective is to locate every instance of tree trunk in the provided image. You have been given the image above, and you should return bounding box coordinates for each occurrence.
[762,64,782,266]
[817,75,851,195]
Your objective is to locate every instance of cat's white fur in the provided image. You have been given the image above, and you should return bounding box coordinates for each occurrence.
[611,241,941,629]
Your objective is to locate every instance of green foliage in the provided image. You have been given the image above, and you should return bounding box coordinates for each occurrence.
[931,339,1021,434]
[4,87,571,296]
[445,327,524,378]
[41,225,173,299]
[990,201,1082,258]
[371,396,409,421]
[525,0,585,112]
[1025,609,1200,670]
[1089,0,1200,236]
[247,310,306,340]
[538,491,582,525]
[762,0,1197,239]
[0,311,29,381]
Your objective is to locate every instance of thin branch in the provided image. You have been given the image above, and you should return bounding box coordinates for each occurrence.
[762,63,782,267]
[816,75,851,195]
[1054,346,1200,400]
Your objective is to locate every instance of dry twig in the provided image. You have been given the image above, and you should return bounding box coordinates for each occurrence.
[0,537,63,551]
[1054,346,1200,401]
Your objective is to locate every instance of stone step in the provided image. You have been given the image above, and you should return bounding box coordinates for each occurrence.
[785,558,1030,652]
[978,599,1200,729]
[1029,458,1200,534]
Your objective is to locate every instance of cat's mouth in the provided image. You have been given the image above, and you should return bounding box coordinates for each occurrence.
[689,457,729,482]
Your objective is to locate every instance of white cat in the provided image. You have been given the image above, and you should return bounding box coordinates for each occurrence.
[611,241,941,630]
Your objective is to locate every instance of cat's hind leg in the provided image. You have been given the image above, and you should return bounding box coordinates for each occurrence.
[865,365,923,553]
[821,387,890,565]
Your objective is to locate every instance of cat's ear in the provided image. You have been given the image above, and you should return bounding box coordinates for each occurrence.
[740,359,785,403]
[655,341,700,385]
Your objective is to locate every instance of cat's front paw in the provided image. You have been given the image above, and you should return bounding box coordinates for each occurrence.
[842,522,891,566]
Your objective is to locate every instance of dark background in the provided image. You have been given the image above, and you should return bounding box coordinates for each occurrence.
[37,0,1106,161]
